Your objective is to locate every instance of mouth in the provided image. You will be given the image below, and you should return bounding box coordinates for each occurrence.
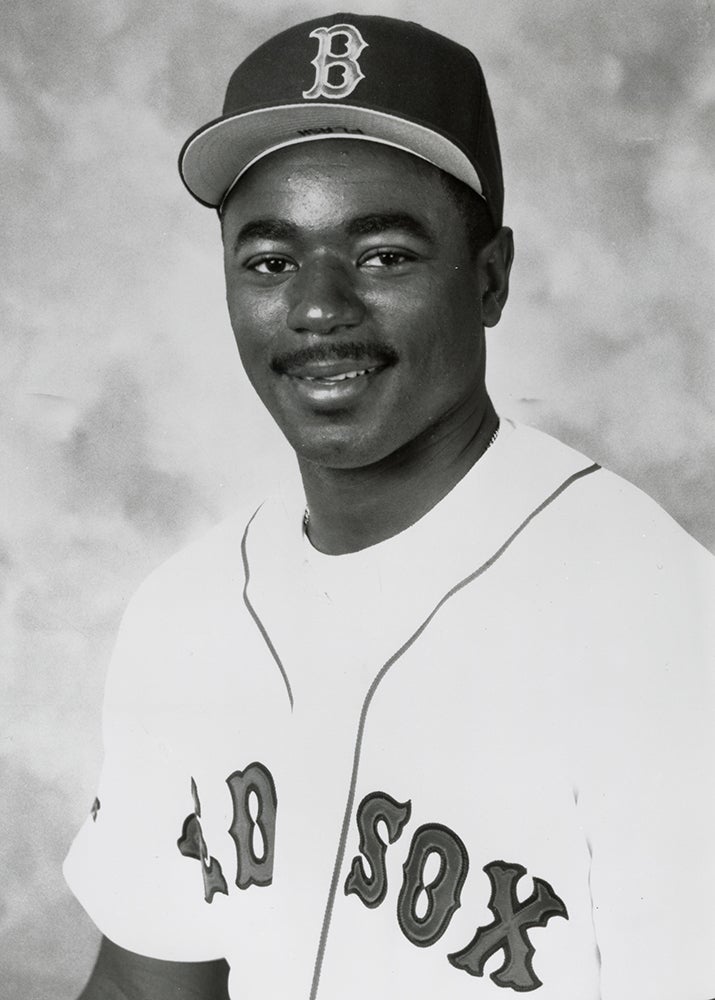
[278,361,390,410]
[270,343,397,410]
[293,365,382,384]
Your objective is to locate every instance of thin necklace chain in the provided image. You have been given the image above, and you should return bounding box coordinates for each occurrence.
[303,419,500,530]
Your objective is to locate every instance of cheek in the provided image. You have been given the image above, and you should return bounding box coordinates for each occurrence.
[395,278,480,372]
[225,315,273,400]
[434,276,483,360]
[225,285,280,362]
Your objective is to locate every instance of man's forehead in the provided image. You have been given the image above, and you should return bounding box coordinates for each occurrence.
[224,138,447,204]
[220,139,451,237]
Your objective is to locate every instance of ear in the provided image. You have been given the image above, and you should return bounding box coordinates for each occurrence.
[478,227,514,328]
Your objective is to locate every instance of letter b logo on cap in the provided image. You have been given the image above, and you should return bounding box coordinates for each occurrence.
[302,24,368,100]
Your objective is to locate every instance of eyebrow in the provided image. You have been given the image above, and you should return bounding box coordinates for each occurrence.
[232,212,435,254]
[232,219,298,252]
[345,213,435,244]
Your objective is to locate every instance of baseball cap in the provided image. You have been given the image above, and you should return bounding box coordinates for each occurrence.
[179,13,504,227]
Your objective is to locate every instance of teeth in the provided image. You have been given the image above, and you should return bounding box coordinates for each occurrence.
[330,370,365,381]
[302,368,373,382]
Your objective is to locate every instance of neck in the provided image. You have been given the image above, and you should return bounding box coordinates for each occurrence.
[299,395,499,555]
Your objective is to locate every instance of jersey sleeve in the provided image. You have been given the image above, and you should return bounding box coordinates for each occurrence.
[63,570,228,963]
[572,501,715,1000]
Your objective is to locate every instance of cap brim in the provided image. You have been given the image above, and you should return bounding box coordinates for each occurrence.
[179,103,484,209]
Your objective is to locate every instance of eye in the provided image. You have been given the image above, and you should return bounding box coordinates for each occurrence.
[246,256,298,275]
[359,249,416,269]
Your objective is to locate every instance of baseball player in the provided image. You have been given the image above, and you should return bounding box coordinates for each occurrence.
[65,13,715,1000]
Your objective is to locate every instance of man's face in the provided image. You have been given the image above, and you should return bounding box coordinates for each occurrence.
[221,140,494,470]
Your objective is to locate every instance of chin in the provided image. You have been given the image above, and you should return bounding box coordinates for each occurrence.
[289,426,396,471]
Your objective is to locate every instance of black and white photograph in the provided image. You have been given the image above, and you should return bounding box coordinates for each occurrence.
[2,2,713,998]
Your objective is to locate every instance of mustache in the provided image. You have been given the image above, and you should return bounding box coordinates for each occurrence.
[271,341,399,374]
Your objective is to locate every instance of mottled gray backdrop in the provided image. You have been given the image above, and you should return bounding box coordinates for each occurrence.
[1,0,713,997]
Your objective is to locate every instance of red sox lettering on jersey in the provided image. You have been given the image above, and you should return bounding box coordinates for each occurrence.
[302,24,368,100]
[177,763,277,902]
[178,768,568,992]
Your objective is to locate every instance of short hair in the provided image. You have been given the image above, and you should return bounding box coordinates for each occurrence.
[439,170,497,259]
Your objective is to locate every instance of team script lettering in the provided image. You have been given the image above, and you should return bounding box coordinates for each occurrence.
[346,791,568,992]
[178,763,277,901]
[178,769,567,992]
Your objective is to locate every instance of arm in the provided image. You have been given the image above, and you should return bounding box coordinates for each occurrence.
[78,936,230,1000]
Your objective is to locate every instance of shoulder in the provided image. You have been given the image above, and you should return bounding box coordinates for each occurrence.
[499,422,713,704]
[131,504,260,613]
[102,502,268,721]
[507,420,712,570]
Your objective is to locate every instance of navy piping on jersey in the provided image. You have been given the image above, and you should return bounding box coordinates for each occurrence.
[241,506,295,710]
[241,461,601,999]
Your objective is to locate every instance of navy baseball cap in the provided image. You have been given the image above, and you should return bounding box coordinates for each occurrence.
[179,13,505,227]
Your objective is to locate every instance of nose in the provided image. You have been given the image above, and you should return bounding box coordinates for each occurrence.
[286,259,365,335]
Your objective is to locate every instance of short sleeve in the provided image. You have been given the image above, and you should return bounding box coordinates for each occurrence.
[63,575,228,962]
[573,515,715,999]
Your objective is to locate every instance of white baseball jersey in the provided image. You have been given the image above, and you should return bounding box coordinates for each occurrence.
[65,420,715,999]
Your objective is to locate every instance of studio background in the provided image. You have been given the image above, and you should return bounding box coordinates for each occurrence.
[1,1,713,997]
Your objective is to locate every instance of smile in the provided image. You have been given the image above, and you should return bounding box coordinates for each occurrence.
[281,363,388,410]
[296,367,379,383]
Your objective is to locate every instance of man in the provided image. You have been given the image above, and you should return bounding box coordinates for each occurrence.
[65,13,714,1000]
